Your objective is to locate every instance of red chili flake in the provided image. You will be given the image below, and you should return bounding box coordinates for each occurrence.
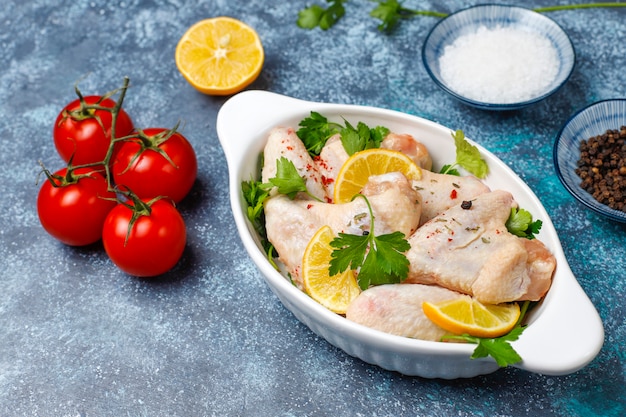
[315,156,330,170]
[321,175,334,186]
[448,238,453,242]
[450,189,458,199]
[286,146,294,151]
[307,204,313,209]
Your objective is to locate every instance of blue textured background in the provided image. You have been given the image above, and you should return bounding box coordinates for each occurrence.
[1,1,624,416]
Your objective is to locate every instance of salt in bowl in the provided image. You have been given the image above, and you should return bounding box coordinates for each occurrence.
[422,4,575,110]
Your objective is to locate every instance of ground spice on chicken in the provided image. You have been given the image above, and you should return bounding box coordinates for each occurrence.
[575,126,626,212]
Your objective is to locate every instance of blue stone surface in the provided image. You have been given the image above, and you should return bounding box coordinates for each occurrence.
[0,1,624,416]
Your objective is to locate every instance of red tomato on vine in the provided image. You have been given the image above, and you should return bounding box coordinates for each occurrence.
[102,197,187,277]
[37,166,117,246]
[53,95,134,165]
[112,127,197,203]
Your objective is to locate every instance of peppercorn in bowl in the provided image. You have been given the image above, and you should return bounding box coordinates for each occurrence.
[554,99,626,223]
[422,4,575,111]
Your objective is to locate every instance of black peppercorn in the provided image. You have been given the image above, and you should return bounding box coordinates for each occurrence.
[575,126,626,213]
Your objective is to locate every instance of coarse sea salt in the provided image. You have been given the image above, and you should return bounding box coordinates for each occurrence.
[438,25,560,104]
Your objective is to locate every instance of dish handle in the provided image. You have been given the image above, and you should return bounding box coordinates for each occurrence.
[216,90,312,165]
[513,256,604,375]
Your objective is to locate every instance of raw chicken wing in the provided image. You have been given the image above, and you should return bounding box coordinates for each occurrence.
[346,283,462,341]
[262,126,329,201]
[404,190,555,304]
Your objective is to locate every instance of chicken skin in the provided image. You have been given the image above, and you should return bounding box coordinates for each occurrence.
[346,283,462,341]
[412,170,491,225]
[404,190,555,304]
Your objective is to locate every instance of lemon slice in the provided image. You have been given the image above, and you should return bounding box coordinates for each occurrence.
[175,17,264,96]
[302,225,361,314]
[422,297,521,338]
[333,148,422,204]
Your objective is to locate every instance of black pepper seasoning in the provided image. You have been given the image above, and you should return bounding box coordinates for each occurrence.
[575,126,626,212]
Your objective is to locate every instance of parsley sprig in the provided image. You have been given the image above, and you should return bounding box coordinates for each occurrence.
[442,301,533,367]
[370,0,448,32]
[264,156,324,201]
[329,194,411,290]
[297,1,626,33]
[296,111,342,155]
[297,0,347,30]
[506,207,543,240]
[439,130,489,179]
[340,120,389,156]
[296,111,389,157]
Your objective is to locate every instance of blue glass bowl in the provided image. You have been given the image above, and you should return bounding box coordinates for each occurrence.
[422,4,575,111]
[554,99,626,223]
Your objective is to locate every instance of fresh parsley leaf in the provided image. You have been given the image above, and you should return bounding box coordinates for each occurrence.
[265,157,324,202]
[297,112,389,157]
[439,130,489,179]
[369,0,412,32]
[242,178,269,227]
[442,301,532,367]
[328,195,411,290]
[297,0,346,30]
[341,119,389,156]
[266,157,308,199]
[360,231,410,287]
[328,232,368,273]
[297,4,325,29]
[370,1,449,33]
[241,178,274,255]
[453,129,489,178]
[506,207,543,239]
[296,111,342,156]
[370,125,390,147]
[469,326,525,367]
[438,164,460,177]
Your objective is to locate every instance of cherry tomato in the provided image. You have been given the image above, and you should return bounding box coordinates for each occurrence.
[112,128,197,203]
[37,167,117,246]
[102,198,186,277]
[53,95,134,165]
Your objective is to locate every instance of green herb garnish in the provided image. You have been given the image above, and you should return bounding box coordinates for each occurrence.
[340,120,389,156]
[242,178,274,256]
[298,1,626,33]
[439,130,489,179]
[443,301,533,367]
[370,0,448,32]
[296,111,389,157]
[297,0,346,30]
[506,207,543,239]
[296,111,342,156]
[265,157,311,200]
[329,194,410,290]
